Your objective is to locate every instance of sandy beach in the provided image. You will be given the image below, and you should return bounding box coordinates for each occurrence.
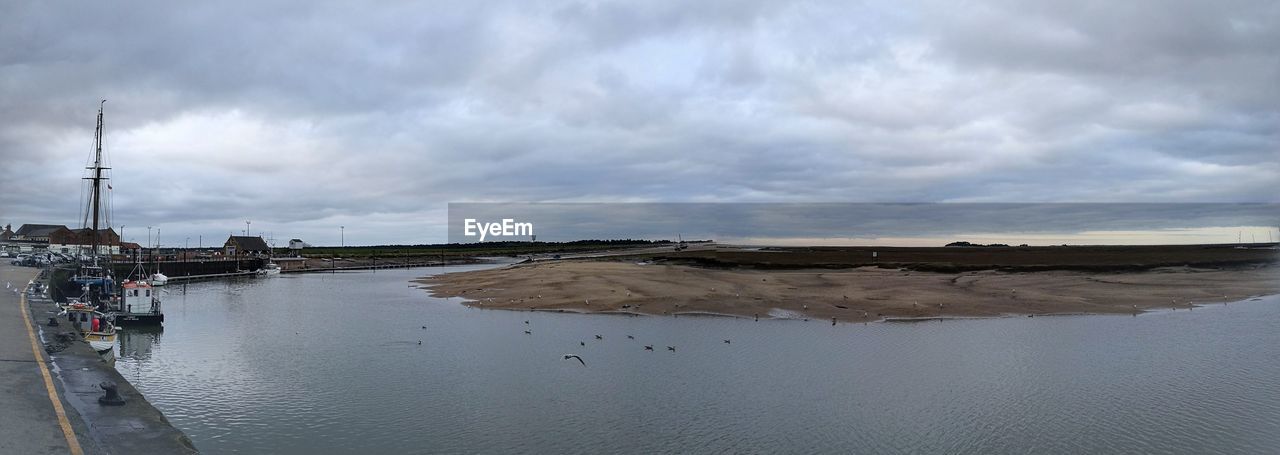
[421,245,1280,321]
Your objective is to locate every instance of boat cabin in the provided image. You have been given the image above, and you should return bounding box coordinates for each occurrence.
[120,280,162,316]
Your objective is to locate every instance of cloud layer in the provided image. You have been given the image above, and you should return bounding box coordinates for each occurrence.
[2,0,1277,245]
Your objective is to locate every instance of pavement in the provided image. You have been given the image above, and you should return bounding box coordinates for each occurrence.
[2,263,198,454]
[0,264,87,454]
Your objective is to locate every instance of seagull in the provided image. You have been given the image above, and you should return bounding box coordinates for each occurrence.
[524,320,529,324]
[626,335,634,339]
[580,341,585,346]
[421,326,426,329]
[723,339,731,344]
[644,345,654,351]
[667,346,676,352]
[418,340,422,345]
[524,330,532,335]
[563,354,586,366]
[595,335,603,340]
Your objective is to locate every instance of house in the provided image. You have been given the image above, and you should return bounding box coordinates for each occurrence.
[0,224,13,241]
[120,242,143,256]
[224,236,271,257]
[48,228,121,255]
[13,224,71,242]
[286,238,311,257]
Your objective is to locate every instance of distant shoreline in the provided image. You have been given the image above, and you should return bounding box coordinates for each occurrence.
[420,244,1280,321]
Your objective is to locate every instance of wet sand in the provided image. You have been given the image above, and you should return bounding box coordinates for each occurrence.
[421,253,1280,321]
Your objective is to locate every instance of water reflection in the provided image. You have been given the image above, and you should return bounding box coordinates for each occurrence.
[118,327,162,361]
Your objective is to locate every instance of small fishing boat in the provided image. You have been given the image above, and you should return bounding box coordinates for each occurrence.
[150,272,169,286]
[63,300,117,354]
[114,277,164,326]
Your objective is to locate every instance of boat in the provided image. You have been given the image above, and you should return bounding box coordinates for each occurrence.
[114,277,164,326]
[62,299,117,354]
[150,272,168,286]
[70,101,116,309]
[262,261,281,275]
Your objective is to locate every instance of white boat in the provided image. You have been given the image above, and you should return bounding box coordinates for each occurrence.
[263,262,281,275]
[150,272,168,286]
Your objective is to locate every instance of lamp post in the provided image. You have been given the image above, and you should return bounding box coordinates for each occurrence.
[245,220,251,236]
[340,226,345,248]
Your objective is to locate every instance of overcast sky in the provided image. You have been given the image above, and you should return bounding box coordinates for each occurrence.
[2,1,1277,246]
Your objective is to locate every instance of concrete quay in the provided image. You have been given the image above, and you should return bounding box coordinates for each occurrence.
[1,263,197,454]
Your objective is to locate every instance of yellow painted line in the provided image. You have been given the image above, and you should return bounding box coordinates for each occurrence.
[17,283,85,455]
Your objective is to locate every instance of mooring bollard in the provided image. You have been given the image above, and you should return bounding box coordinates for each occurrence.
[98,381,125,406]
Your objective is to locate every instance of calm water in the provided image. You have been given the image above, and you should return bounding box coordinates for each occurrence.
[113,265,1280,454]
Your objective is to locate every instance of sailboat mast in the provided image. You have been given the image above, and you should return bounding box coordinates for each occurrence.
[90,100,105,255]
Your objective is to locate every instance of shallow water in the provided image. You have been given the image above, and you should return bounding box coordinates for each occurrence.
[114,265,1280,454]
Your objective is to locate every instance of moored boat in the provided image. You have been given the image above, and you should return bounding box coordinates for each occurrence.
[63,300,118,354]
[115,278,164,326]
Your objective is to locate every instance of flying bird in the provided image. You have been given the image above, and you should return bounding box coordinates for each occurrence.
[723,339,731,344]
[580,341,586,346]
[667,346,676,352]
[595,335,603,340]
[644,345,654,351]
[563,354,586,366]
[626,335,634,339]
[524,330,532,335]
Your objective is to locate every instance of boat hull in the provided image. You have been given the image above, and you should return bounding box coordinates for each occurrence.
[114,313,164,326]
[86,333,117,353]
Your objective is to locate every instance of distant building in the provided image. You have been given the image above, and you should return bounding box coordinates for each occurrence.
[49,228,121,255]
[120,242,143,256]
[287,238,311,256]
[224,236,271,257]
[13,224,70,242]
[0,224,12,241]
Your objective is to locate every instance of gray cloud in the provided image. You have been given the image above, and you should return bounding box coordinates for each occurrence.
[1,0,1276,245]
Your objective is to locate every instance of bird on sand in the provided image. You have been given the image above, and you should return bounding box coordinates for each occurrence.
[563,354,586,366]
[644,345,654,351]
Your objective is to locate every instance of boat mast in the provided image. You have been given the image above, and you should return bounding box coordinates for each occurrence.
[85,100,109,257]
